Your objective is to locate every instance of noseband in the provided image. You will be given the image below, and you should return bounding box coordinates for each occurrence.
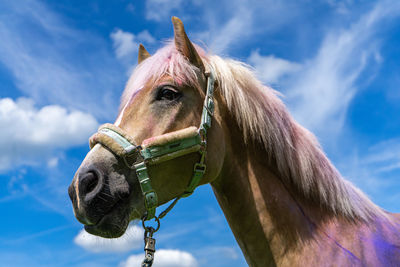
[89,70,216,221]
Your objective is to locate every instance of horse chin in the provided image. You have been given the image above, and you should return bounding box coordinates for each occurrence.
[84,199,130,238]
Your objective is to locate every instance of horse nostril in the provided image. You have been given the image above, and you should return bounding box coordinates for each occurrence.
[86,173,98,193]
[78,170,103,202]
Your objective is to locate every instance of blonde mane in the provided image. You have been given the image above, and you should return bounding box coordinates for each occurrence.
[121,43,385,222]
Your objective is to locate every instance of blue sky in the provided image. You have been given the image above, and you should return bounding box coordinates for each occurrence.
[0,0,399,266]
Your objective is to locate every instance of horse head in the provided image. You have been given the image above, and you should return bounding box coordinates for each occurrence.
[68,17,226,238]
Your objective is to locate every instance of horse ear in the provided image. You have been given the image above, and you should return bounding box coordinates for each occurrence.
[171,16,205,72]
[138,44,151,64]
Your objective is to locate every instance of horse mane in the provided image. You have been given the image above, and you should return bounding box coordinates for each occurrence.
[121,42,385,222]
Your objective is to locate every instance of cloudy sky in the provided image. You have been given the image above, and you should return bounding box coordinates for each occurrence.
[0,0,399,266]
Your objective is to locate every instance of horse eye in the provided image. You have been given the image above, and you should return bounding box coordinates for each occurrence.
[156,86,181,101]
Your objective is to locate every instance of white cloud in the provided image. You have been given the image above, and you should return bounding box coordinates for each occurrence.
[205,246,239,260]
[363,138,400,173]
[0,97,98,171]
[248,50,301,84]
[111,29,138,60]
[0,1,123,119]
[193,245,240,264]
[293,2,396,134]
[145,0,184,22]
[335,137,400,212]
[121,249,198,267]
[192,0,256,55]
[74,225,143,253]
[249,1,400,137]
[126,3,135,14]
[197,0,299,55]
[325,0,354,14]
[47,157,59,168]
[144,0,297,55]
[207,6,252,55]
[110,28,156,70]
[137,30,156,45]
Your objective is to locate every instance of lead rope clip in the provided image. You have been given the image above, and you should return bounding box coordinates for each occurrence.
[141,216,160,267]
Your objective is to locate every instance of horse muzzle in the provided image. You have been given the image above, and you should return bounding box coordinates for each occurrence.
[68,144,137,237]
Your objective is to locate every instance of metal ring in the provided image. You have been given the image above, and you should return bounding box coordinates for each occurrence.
[142,215,160,233]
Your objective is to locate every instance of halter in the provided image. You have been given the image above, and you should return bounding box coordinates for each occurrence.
[89,70,216,221]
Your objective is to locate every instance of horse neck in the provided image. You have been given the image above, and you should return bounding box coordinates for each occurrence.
[207,80,400,265]
[210,112,385,266]
[211,132,311,265]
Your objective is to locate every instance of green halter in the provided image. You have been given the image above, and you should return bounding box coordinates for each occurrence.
[90,70,216,221]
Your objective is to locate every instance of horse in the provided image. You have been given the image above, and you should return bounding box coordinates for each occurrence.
[68,17,400,266]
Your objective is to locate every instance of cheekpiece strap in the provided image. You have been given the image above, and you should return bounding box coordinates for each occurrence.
[135,162,158,219]
[199,71,215,137]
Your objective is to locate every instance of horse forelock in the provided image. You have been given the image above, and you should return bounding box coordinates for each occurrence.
[120,42,206,112]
